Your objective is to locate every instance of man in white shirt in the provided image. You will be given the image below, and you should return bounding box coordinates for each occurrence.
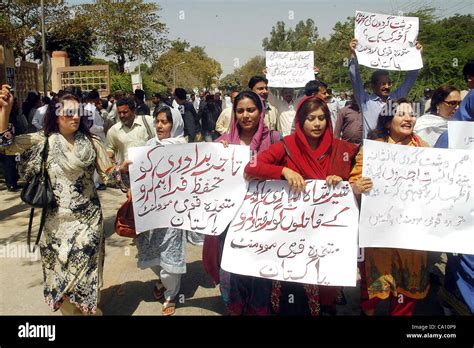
[215,90,239,135]
[84,90,107,190]
[248,76,278,131]
[107,90,125,126]
[84,90,106,142]
[191,93,200,112]
[336,91,349,110]
[106,98,155,164]
[326,89,340,129]
[31,96,51,130]
[268,88,301,136]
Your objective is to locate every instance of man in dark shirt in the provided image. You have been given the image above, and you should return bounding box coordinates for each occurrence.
[419,88,433,115]
[333,93,362,145]
[151,92,166,118]
[174,88,201,142]
[134,89,150,115]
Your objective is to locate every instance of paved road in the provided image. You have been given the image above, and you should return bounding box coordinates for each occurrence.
[0,184,444,316]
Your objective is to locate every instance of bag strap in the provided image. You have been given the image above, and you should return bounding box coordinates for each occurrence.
[40,138,49,176]
[27,206,48,253]
[142,115,154,140]
[27,138,50,253]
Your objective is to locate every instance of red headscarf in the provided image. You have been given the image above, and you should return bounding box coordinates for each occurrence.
[283,95,333,179]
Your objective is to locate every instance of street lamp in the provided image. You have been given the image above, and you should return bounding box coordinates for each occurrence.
[173,61,186,91]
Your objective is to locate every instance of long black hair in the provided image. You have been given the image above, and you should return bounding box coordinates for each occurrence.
[43,92,94,139]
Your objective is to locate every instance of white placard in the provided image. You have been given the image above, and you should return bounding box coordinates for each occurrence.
[359,140,474,254]
[131,73,143,90]
[128,143,250,235]
[448,121,474,149]
[266,51,314,88]
[354,11,423,71]
[221,180,359,286]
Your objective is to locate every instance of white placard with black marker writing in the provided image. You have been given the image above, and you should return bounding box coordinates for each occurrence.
[448,121,474,149]
[359,140,474,253]
[266,51,314,88]
[128,143,250,235]
[354,11,423,71]
[221,180,359,286]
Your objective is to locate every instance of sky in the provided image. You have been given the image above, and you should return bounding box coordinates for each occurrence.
[69,0,473,76]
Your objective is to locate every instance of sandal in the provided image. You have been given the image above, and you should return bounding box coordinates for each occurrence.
[153,281,166,300]
[162,300,176,316]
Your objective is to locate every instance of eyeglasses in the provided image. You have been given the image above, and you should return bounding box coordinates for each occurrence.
[443,100,461,106]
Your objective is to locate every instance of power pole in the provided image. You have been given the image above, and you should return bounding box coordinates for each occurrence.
[41,0,47,96]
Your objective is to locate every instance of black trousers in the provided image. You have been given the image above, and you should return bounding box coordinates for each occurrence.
[0,154,18,188]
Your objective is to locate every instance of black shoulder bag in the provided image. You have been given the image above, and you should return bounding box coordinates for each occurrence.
[20,139,55,252]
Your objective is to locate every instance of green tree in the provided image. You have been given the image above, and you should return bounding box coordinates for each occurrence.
[110,72,132,94]
[218,56,266,93]
[90,57,120,73]
[150,43,222,91]
[262,19,318,51]
[30,14,97,65]
[0,0,69,59]
[80,0,167,73]
[409,9,474,98]
[235,55,266,88]
[218,73,241,92]
[313,18,356,92]
[170,39,191,53]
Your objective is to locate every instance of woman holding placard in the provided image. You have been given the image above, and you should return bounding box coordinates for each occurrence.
[134,106,187,316]
[203,90,281,315]
[349,99,430,316]
[244,95,358,315]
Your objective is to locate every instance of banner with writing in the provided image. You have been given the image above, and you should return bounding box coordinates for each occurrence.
[354,11,423,71]
[266,51,314,88]
[448,121,474,149]
[221,180,359,286]
[359,140,474,254]
[127,143,250,235]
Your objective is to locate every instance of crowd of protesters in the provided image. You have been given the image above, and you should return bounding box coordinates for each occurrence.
[0,39,472,317]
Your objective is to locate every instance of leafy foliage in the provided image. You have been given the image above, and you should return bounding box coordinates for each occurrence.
[79,0,168,73]
[90,57,120,73]
[30,14,96,66]
[0,0,69,59]
[149,39,222,93]
[262,19,318,51]
[110,72,132,94]
[219,56,266,93]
